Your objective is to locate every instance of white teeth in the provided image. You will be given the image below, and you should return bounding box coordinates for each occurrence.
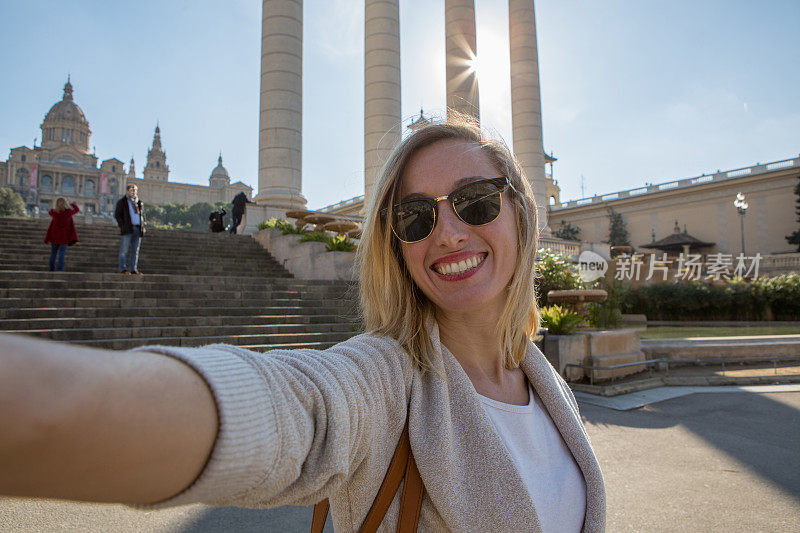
[435,255,484,275]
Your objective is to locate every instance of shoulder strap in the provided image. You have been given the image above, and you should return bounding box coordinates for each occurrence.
[311,420,423,533]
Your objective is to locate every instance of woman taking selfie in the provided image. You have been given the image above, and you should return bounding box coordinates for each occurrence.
[0,118,604,532]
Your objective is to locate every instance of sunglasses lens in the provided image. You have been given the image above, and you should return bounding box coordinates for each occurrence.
[452,181,503,226]
[393,199,435,242]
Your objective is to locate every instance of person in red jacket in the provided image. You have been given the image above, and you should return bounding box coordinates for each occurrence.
[44,197,79,272]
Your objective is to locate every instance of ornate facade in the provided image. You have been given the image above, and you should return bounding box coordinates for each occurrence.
[0,79,252,215]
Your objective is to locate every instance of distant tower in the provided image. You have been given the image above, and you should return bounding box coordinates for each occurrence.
[143,124,169,181]
[128,156,136,179]
[544,152,560,205]
[209,153,231,188]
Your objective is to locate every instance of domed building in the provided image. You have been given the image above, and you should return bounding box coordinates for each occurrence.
[1,79,252,215]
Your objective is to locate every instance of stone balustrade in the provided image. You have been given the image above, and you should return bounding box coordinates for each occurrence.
[552,156,800,211]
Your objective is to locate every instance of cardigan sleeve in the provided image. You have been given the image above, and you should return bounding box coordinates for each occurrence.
[132,333,412,509]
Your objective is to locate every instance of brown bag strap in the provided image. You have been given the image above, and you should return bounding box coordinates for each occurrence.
[311,498,329,532]
[311,421,423,533]
[396,444,424,533]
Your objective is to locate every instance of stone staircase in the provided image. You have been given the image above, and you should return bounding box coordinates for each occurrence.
[0,216,360,351]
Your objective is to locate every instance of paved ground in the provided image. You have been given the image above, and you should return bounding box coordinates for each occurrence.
[1,387,798,532]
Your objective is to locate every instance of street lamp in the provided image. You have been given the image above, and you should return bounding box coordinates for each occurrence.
[733,192,748,256]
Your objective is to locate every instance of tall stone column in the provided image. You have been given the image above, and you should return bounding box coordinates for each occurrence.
[445,0,480,122]
[509,0,548,230]
[364,0,401,210]
[256,0,307,219]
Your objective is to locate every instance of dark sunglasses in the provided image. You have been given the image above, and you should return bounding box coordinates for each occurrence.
[386,177,514,243]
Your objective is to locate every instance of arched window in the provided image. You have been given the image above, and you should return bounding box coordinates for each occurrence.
[109,179,117,196]
[549,196,557,206]
[41,175,53,191]
[62,175,75,194]
[16,168,29,188]
[84,179,95,196]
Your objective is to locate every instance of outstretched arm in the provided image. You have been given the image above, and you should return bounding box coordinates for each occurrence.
[0,334,218,505]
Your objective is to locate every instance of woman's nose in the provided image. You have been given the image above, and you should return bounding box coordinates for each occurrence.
[432,200,469,247]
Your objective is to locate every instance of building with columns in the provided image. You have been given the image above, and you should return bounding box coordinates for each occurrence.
[1,80,252,215]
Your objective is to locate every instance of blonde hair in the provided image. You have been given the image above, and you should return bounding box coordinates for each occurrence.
[356,116,540,373]
[54,198,69,212]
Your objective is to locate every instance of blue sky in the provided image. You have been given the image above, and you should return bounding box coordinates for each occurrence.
[1,0,798,209]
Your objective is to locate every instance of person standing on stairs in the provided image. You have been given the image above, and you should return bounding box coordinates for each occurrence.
[229,191,252,234]
[43,197,79,272]
[114,184,145,275]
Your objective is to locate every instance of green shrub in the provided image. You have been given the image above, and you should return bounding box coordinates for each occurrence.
[616,276,800,321]
[0,187,26,217]
[298,231,356,252]
[259,220,356,253]
[326,234,356,252]
[148,220,190,231]
[299,231,329,243]
[540,305,584,335]
[534,248,585,308]
[258,218,308,234]
[754,274,800,320]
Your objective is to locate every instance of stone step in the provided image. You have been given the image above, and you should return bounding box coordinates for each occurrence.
[0,260,289,272]
[0,248,279,259]
[9,322,357,341]
[0,265,292,277]
[0,260,287,270]
[0,305,356,320]
[4,228,262,242]
[0,288,334,300]
[0,279,352,295]
[0,246,279,255]
[0,296,354,309]
[0,270,355,288]
[0,313,356,330]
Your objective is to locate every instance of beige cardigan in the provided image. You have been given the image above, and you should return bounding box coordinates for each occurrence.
[139,322,605,532]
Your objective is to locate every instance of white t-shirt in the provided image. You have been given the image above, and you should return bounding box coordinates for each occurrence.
[477,383,587,533]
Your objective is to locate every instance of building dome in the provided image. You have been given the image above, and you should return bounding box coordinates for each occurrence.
[209,154,230,188]
[211,154,229,178]
[40,78,91,153]
[43,79,89,127]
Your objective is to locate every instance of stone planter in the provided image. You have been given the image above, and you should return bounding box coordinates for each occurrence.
[544,329,646,383]
[544,333,589,381]
[253,228,357,281]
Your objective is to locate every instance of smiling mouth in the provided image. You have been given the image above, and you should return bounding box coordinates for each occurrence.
[432,254,486,276]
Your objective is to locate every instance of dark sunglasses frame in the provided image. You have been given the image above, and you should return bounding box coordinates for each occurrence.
[385,176,515,243]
